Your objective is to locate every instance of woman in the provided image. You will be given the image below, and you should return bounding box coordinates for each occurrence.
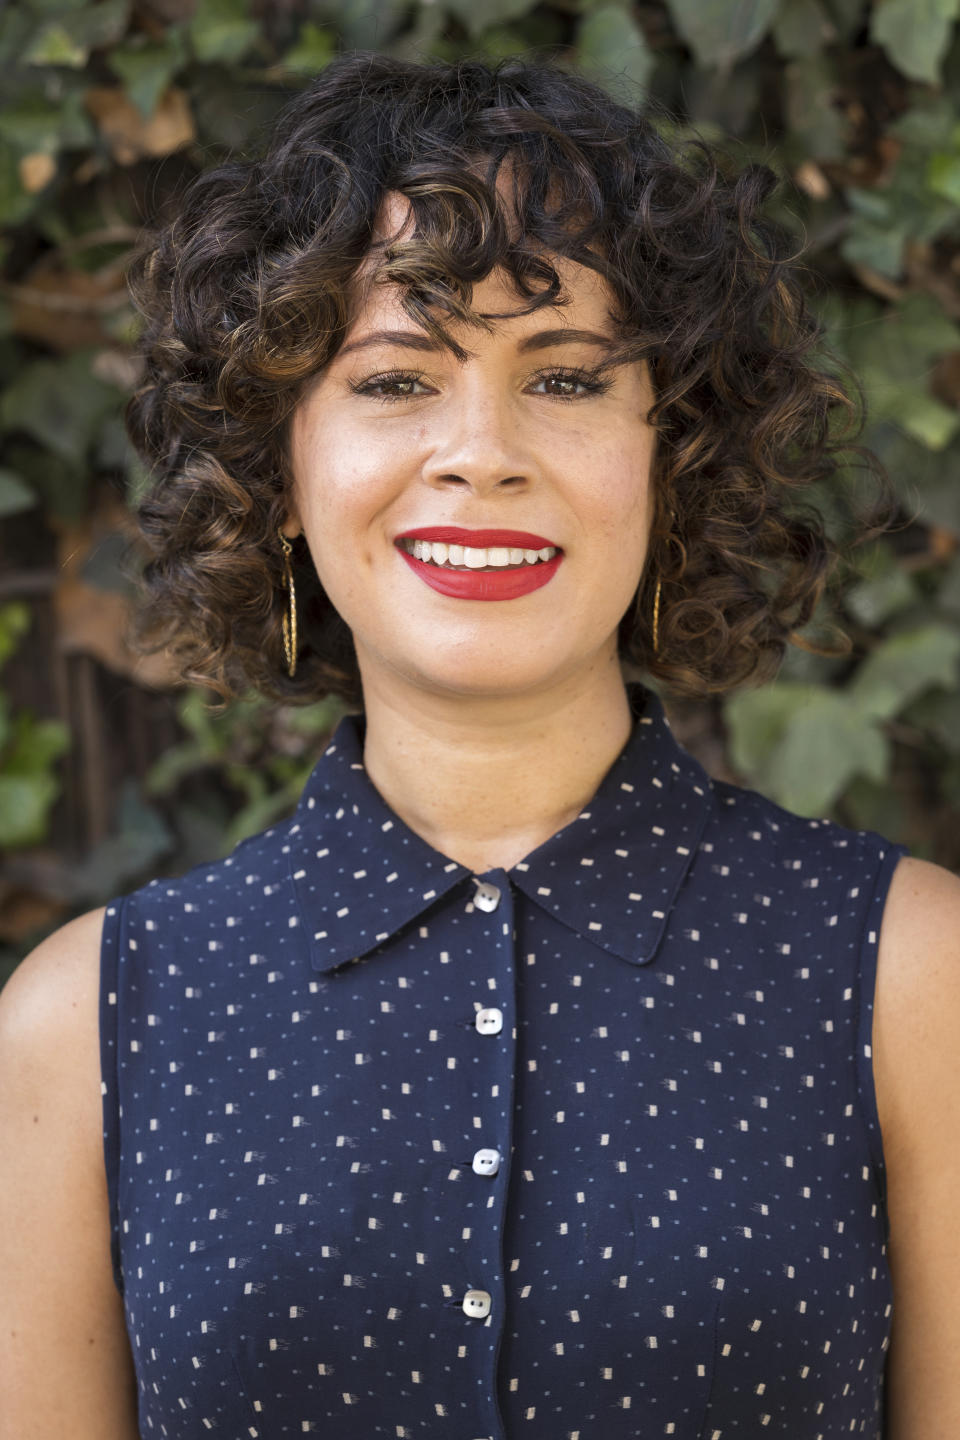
[1,51,958,1440]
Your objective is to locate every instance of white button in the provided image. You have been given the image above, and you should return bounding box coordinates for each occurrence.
[462,1288,492,1319]
[472,881,501,912]
[472,1147,501,1176]
[475,1007,503,1035]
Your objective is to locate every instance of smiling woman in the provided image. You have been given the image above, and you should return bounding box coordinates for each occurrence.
[2,46,960,1440]
[118,51,892,712]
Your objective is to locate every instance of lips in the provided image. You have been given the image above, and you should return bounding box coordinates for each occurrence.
[396,526,560,550]
[398,545,563,601]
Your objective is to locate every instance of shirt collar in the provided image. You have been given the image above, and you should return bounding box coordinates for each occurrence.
[286,680,716,974]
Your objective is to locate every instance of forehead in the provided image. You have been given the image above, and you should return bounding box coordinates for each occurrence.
[349,188,614,339]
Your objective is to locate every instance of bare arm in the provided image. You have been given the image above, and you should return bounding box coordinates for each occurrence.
[874,856,960,1439]
[0,907,140,1440]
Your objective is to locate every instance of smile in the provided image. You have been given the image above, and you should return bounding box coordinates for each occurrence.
[400,538,559,571]
[397,540,564,601]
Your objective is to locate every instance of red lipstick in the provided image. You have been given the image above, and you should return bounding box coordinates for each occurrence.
[395,526,564,602]
[397,526,559,548]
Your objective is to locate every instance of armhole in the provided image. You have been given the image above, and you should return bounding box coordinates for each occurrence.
[98,894,127,1298]
[854,838,910,1251]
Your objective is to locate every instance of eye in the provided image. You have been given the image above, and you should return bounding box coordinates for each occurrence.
[349,369,432,403]
[527,366,613,401]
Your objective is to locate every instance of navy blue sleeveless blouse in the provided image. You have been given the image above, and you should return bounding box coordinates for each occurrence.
[100,680,909,1439]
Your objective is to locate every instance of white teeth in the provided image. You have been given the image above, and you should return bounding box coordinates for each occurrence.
[403,538,558,569]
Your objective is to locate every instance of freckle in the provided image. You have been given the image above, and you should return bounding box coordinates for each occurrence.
[33,1115,39,1124]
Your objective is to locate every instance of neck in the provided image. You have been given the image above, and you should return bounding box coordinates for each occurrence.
[357,658,637,875]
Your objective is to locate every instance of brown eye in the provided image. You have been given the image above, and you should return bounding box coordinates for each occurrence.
[349,370,431,403]
[527,367,613,401]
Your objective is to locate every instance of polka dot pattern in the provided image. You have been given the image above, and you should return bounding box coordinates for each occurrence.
[100,680,909,1438]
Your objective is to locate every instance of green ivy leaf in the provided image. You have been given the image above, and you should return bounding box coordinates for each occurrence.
[280,21,335,75]
[577,4,654,100]
[848,624,960,722]
[0,351,122,464]
[841,294,960,450]
[893,390,960,450]
[889,94,956,147]
[927,148,960,204]
[0,773,60,849]
[22,21,87,67]
[0,140,33,226]
[870,0,960,85]
[0,440,89,523]
[784,55,848,158]
[188,0,261,64]
[0,706,70,848]
[772,0,836,57]
[0,602,31,670]
[4,711,70,775]
[0,468,38,517]
[0,86,95,155]
[443,0,540,41]
[21,0,129,67]
[844,546,919,626]
[0,93,65,153]
[724,682,809,783]
[724,682,889,816]
[664,0,780,68]
[108,31,187,118]
[767,691,889,815]
[901,688,960,752]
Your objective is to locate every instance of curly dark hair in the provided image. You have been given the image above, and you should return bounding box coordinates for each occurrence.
[123,49,900,711]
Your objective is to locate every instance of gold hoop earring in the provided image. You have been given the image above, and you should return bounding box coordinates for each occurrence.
[279,529,297,678]
[651,576,661,656]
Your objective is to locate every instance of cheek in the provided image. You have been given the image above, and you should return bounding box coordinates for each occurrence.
[590,464,653,541]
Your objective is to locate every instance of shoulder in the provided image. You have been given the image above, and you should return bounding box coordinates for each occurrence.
[873,855,960,1136]
[874,854,960,1053]
[0,908,109,1227]
[871,857,960,1434]
[0,907,108,1096]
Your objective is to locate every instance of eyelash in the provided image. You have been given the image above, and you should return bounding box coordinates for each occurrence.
[348,365,614,405]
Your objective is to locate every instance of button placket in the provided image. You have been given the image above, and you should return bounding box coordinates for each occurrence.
[459,875,514,1373]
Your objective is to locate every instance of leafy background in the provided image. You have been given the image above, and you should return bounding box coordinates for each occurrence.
[1,0,959,984]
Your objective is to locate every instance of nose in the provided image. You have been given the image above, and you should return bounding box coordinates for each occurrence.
[420,385,537,494]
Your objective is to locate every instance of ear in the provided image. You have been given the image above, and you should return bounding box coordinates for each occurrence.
[279,516,302,541]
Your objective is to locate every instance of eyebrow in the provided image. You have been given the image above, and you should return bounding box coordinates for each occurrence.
[336,326,618,360]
